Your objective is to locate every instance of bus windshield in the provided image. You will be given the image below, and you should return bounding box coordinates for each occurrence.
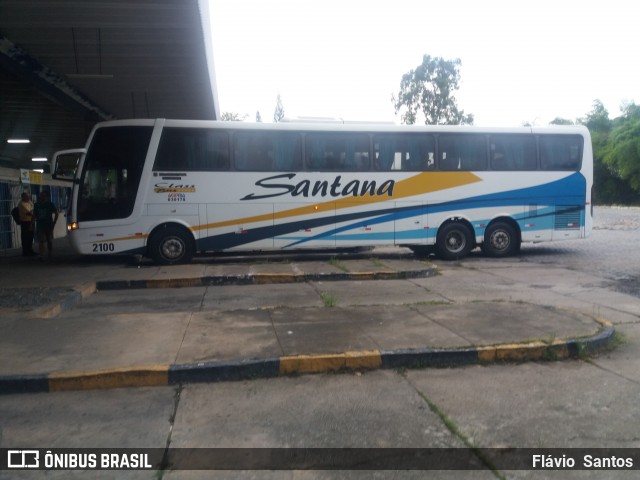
[78,126,152,222]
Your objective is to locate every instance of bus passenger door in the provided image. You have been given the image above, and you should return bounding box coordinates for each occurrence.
[394,202,429,245]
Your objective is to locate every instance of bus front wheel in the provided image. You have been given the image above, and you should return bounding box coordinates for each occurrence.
[435,222,474,260]
[148,225,195,265]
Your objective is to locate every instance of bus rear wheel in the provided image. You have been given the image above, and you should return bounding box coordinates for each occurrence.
[435,222,474,260]
[483,221,519,258]
[148,225,195,265]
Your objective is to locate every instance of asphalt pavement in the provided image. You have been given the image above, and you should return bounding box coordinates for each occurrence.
[0,237,616,394]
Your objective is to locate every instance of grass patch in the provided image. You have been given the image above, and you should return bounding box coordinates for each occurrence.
[320,292,337,307]
[328,257,349,272]
[368,257,386,268]
[406,377,506,480]
[253,257,291,265]
[581,330,625,360]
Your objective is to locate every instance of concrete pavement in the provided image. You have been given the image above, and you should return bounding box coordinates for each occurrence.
[0,238,616,394]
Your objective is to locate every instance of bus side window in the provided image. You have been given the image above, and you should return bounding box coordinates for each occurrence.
[155,128,230,171]
[234,132,301,171]
[438,135,486,171]
[272,134,302,170]
[234,133,271,170]
[438,136,459,170]
[490,135,536,170]
[305,134,369,171]
[206,132,230,170]
[539,135,582,170]
[373,134,435,171]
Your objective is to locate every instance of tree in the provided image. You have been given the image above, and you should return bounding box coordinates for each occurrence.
[581,100,610,132]
[221,112,247,121]
[602,103,640,193]
[582,100,639,205]
[392,54,473,125]
[273,94,285,123]
[550,117,574,125]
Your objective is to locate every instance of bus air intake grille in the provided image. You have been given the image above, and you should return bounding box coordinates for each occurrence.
[554,206,582,230]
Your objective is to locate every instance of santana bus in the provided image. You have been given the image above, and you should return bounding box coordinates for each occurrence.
[52,119,592,264]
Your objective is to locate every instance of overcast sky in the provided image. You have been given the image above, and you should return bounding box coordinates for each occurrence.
[208,0,639,126]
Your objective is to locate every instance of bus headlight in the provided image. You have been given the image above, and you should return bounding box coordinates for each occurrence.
[67,222,79,232]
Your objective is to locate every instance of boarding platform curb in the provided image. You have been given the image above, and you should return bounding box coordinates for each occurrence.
[93,268,439,291]
[0,325,616,395]
[16,266,437,318]
[31,282,97,319]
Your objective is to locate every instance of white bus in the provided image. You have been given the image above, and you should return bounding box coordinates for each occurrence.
[53,119,593,264]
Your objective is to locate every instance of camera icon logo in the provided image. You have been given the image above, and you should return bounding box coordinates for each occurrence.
[7,450,40,469]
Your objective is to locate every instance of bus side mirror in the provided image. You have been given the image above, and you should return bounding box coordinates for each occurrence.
[52,149,86,182]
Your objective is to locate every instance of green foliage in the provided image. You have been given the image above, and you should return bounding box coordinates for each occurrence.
[582,100,611,132]
[593,156,639,205]
[393,54,473,125]
[580,100,640,205]
[602,106,640,194]
[320,292,337,307]
[550,117,574,125]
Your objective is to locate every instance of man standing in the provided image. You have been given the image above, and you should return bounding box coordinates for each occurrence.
[18,192,35,256]
[33,190,59,260]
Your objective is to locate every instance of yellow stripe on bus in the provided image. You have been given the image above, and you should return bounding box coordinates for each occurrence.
[195,171,481,232]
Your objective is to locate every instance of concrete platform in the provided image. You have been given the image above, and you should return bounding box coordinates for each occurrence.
[0,238,615,394]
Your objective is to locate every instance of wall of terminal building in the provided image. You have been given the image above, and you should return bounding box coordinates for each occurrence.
[0,166,70,254]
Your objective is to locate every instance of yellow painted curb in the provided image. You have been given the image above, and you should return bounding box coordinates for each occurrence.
[148,278,203,288]
[596,318,614,328]
[478,341,571,363]
[347,272,376,280]
[48,365,169,391]
[33,304,62,319]
[548,339,571,359]
[479,342,536,362]
[76,281,97,298]
[252,273,301,284]
[344,350,383,369]
[497,342,547,361]
[279,350,381,375]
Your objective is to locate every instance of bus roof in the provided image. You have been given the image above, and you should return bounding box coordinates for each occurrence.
[89,118,590,137]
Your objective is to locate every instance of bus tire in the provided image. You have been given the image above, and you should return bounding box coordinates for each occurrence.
[483,221,519,258]
[435,222,474,260]
[148,225,195,265]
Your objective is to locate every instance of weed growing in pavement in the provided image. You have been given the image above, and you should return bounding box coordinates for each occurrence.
[585,330,625,358]
[320,292,337,307]
[328,257,349,272]
[254,258,291,265]
[405,374,506,480]
[575,341,589,360]
[412,300,450,306]
[541,346,560,362]
[368,257,386,268]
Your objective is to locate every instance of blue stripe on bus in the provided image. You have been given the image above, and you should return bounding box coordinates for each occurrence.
[196,173,586,251]
[285,175,586,247]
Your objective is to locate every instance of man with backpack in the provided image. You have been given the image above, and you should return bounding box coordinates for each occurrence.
[33,190,59,260]
[16,192,36,257]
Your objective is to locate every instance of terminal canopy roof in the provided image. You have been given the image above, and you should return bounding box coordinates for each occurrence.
[0,0,219,169]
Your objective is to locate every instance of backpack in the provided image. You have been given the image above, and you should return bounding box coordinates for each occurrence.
[11,206,20,224]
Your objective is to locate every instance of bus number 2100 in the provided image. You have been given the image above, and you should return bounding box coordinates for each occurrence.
[93,243,115,252]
